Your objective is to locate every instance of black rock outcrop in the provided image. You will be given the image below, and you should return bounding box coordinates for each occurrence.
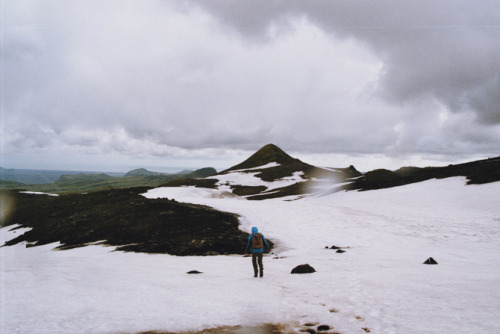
[0,188,270,255]
[187,270,203,274]
[291,264,316,274]
[344,156,500,191]
[423,257,438,265]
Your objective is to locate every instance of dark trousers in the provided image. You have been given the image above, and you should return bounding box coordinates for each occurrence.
[252,253,264,276]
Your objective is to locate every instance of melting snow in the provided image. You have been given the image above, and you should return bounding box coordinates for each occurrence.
[206,170,306,193]
[230,162,281,172]
[19,191,59,197]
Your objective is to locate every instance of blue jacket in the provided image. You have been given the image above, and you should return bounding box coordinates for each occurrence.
[246,227,269,254]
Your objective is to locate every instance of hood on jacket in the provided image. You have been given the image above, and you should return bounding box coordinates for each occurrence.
[251,227,258,234]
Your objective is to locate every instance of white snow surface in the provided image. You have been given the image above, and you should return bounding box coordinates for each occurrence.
[206,169,306,194]
[19,191,59,197]
[2,177,500,333]
[230,162,281,171]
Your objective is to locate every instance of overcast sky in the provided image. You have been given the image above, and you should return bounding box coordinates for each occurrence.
[2,0,500,172]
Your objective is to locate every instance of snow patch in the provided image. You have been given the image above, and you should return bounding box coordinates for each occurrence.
[1,224,33,243]
[230,162,280,172]
[19,191,59,196]
[142,186,242,202]
[207,170,306,193]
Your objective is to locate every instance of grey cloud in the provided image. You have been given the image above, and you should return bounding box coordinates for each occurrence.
[2,0,499,172]
[193,0,500,125]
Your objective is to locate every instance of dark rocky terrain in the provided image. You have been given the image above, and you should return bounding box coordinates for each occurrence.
[0,187,272,255]
[164,144,362,200]
[157,144,500,199]
[161,144,500,199]
[343,156,500,191]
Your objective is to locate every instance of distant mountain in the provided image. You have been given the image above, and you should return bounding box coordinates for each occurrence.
[124,167,215,178]
[165,144,362,200]
[125,168,165,177]
[0,167,110,185]
[188,167,218,178]
[220,144,319,183]
[55,173,114,188]
[0,166,217,193]
[163,144,500,199]
[224,144,303,172]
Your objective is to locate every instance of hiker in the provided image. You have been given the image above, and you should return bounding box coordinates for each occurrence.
[245,226,270,277]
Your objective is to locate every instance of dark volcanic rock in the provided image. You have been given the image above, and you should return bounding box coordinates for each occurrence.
[327,245,347,253]
[344,156,500,191]
[223,143,302,172]
[303,323,318,327]
[423,257,438,265]
[291,264,316,274]
[317,324,331,331]
[230,185,268,196]
[0,188,270,255]
[162,177,218,188]
[246,182,308,200]
[187,270,203,274]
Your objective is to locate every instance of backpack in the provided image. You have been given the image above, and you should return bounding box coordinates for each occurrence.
[252,233,264,249]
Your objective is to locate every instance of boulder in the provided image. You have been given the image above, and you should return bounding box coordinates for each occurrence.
[423,257,438,265]
[187,270,203,274]
[291,264,316,274]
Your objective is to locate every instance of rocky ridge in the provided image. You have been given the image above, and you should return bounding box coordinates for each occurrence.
[165,144,362,200]
[165,144,500,197]
[0,187,267,255]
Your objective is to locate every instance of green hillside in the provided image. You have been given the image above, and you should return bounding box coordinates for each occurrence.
[2,168,217,194]
[124,168,166,177]
[0,180,26,188]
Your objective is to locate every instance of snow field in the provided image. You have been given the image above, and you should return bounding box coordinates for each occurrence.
[205,170,306,193]
[2,177,499,333]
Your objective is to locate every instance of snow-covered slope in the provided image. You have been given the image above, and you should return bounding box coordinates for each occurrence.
[2,178,499,333]
[165,144,361,200]
[207,162,307,193]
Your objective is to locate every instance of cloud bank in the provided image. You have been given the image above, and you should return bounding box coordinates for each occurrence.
[2,0,499,171]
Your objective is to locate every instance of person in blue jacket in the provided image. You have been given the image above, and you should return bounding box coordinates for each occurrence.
[245,226,270,277]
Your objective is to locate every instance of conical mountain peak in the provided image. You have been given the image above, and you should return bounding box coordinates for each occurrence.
[226,144,302,171]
